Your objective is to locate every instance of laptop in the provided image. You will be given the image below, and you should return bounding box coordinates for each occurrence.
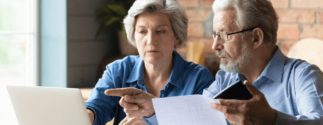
[6,85,92,125]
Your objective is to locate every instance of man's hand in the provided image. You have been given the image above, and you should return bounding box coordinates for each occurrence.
[105,87,156,117]
[119,116,147,125]
[210,80,277,125]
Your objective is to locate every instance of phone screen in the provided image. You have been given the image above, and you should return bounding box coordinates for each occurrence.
[213,81,253,100]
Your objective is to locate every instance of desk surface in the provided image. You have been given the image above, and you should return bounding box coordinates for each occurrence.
[79,88,92,102]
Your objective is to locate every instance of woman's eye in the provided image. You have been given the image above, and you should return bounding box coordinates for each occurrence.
[157,30,165,34]
[138,30,146,34]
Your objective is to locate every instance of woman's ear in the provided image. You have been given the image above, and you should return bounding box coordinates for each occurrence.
[252,28,264,49]
[174,38,180,48]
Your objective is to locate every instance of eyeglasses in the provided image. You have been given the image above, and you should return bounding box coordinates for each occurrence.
[211,27,257,43]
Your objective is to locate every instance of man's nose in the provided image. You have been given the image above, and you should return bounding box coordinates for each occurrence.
[212,37,223,51]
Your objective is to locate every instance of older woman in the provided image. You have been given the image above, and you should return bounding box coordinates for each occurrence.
[86,0,214,125]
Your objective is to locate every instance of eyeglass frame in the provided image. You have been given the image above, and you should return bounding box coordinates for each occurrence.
[211,27,258,43]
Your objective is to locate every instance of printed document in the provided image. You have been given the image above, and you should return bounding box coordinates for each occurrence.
[152,95,227,125]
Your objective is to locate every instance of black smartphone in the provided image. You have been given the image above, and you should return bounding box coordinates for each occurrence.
[213,81,253,100]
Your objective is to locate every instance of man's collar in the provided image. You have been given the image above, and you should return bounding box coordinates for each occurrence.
[258,46,286,83]
[235,46,286,83]
[126,50,185,88]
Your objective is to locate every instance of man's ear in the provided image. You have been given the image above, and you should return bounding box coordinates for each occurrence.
[252,28,264,49]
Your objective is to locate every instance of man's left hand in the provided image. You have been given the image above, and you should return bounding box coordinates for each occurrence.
[210,80,277,125]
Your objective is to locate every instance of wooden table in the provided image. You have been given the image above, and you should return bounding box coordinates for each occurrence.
[80,88,114,125]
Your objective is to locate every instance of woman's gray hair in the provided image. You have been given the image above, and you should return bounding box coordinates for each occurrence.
[212,0,279,44]
[123,0,188,47]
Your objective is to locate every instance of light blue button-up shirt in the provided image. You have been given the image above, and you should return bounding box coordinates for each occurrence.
[203,47,323,125]
[85,50,214,125]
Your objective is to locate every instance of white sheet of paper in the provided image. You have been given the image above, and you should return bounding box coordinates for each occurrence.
[152,95,227,125]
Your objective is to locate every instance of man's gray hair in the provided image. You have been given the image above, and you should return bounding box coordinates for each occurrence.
[123,0,188,47]
[212,0,279,44]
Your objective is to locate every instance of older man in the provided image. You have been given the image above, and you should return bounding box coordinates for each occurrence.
[105,0,323,125]
[204,0,323,125]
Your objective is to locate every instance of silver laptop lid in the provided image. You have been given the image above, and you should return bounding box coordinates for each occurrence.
[6,85,91,125]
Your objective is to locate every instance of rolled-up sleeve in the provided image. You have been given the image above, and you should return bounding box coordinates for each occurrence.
[275,110,323,125]
[85,66,118,125]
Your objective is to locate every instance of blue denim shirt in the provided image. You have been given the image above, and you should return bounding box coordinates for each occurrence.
[85,50,214,125]
[204,47,323,125]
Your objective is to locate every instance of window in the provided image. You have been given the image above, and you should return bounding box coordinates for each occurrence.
[0,0,38,86]
[0,0,38,124]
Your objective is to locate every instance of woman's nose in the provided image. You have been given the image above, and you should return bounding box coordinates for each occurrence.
[147,32,157,45]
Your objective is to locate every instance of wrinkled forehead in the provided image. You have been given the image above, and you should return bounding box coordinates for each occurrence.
[212,9,239,32]
[135,12,172,28]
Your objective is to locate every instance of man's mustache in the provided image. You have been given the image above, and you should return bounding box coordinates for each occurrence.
[216,51,231,58]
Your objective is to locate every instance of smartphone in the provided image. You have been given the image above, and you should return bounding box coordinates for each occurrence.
[213,81,253,100]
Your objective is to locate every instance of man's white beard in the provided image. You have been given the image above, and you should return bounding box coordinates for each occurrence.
[216,43,252,72]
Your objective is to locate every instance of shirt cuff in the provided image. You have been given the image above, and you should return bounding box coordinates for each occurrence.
[275,110,295,125]
[86,102,114,125]
[87,107,99,125]
[142,114,159,125]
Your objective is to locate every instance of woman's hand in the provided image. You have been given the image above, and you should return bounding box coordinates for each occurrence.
[105,87,156,117]
[119,116,147,125]
[87,109,95,124]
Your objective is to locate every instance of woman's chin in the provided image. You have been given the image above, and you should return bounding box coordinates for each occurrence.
[144,57,160,64]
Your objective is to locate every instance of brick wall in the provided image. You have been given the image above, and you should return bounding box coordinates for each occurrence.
[66,0,323,85]
[175,0,323,76]
[274,0,323,54]
[176,0,220,76]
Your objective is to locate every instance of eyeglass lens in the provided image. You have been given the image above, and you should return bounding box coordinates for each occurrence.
[212,32,228,42]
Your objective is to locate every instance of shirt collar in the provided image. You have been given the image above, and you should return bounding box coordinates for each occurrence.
[126,50,185,88]
[126,56,145,86]
[258,46,286,83]
[235,46,285,83]
[167,50,185,88]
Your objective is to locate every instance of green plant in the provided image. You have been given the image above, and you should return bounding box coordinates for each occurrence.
[95,0,135,39]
